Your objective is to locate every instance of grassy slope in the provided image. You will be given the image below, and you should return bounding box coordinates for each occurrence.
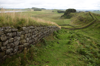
[1,11,100,66]
[22,10,71,26]
[0,10,60,28]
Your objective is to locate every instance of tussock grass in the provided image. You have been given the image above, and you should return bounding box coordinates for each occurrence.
[0,9,60,28]
[71,12,93,26]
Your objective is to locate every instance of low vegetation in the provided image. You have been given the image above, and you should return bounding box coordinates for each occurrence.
[71,12,93,26]
[0,9,60,28]
[1,9,100,66]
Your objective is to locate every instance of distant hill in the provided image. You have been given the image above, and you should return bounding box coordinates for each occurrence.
[32,7,46,11]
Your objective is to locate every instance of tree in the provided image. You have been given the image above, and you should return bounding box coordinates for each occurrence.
[61,9,76,18]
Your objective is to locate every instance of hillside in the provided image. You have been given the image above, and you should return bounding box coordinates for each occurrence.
[0,10,60,28]
[1,10,100,66]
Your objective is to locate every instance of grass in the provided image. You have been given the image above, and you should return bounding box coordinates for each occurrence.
[0,9,60,28]
[70,12,93,26]
[1,10,100,66]
[92,11,100,14]
[2,28,100,66]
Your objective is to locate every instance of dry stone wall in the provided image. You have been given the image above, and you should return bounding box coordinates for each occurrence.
[0,26,60,61]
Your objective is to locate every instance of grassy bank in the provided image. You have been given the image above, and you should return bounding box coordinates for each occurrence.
[1,10,100,66]
[0,10,60,28]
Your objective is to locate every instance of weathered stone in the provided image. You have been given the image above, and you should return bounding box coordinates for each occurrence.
[14,41,19,46]
[29,29,32,33]
[29,26,34,29]
[20,40,26,44]
[25,34,28,38]
[11,28,18,32]
[5,27,11,29]
[23,43,29,47]
[9,38,14,43]
[29,40,33,44]
[22,27,27,31]
[25,30,28,33]
[0,52,5,58]
[17,32,22,36]
[0,28,3,35]
[12,32,16,36]
[26,38,29,42]
[7,44,11,49]
[7,33,12,37]
[32,35,35,38]
[13,46,18,53]
[20,35,24,39]
[14,37,20,41]
[6,48,13,55]
[3,40,8,46]
[5,28,11,32]
[21,31,25,35]
[10,43,14,48]
[0,34,7,41]
[1,46,6,51]
[28,33,31,37]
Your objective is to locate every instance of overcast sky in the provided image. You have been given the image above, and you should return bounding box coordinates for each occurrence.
[0,0,100,10]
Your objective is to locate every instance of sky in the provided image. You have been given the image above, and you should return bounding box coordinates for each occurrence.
[0,0,100,10]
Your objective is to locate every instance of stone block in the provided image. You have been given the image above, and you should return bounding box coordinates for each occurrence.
[26,38,29,42]
[0,34,7,41]
[14,37,20,41]
[27,33,31,37]
[9,38,14,43]
[6,48,13,55]
[0,29,3,35]
[7,33,12,37]
[25,30,28,33]
[22,27,27,31]
[23,43,29,47]
[29,26,34,29]
[29,29,32,33]
[10,43,14,48]
[20,35,24,39]
[17,32,22,36]
[20,40,27,44]
[13,46,18,53]
[3,40,8,46]
[25,34,28,38]
[12,32,16,36]
[4,27,11,32]
[11,28,18,32]
[7,44,11,49]
[14,41,19,46]
[1,46,6,51]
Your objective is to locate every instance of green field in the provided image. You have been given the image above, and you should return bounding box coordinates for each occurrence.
[92,11,100,14]
[1,10,100,66]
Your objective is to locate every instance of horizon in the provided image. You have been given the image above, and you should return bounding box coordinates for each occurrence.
[2,7,100,11]
[0,0,100,10]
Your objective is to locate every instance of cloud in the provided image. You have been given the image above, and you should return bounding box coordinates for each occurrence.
[0,0,100,10]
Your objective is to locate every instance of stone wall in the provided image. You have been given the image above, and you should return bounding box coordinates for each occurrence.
[0,26,60,61]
